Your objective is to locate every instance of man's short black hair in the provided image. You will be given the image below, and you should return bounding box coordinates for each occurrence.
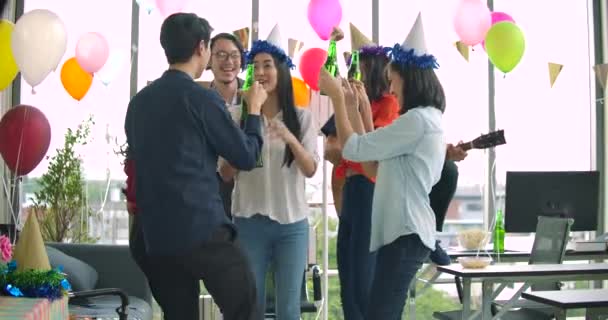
[160,13,213,64]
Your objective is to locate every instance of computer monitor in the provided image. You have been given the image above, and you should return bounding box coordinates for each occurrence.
[504,171,599,233]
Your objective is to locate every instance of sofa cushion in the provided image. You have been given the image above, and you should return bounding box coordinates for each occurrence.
[46,246,98,291]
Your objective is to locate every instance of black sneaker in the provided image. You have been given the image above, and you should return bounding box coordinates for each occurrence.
[430,240,451,266]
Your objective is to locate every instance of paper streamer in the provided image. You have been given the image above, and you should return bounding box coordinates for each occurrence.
[594,63,608,91]
[288,38,304,59]
[232,27,250,50]
[454,41,469,62]
[548,62,563,88]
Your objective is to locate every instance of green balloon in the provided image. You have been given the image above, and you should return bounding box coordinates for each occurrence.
[485,22,525,73]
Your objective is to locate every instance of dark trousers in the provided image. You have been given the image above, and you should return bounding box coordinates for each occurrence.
[129,216,261,320]
[337,175,376,320]
[429,160,459,232]
[217,173,234,220]
[366,234,431,320]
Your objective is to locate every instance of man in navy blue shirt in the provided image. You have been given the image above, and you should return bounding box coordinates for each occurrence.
[125,13,266,320]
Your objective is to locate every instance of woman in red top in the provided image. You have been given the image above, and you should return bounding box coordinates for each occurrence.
[322,43,398,320]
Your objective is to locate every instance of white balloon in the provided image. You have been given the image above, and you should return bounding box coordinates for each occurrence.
[97,51,127,86]
[11,9,67,89]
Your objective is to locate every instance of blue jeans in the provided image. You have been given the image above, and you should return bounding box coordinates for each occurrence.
[337,175,376,320]
[366,234,431,320]
[235,215,308,320]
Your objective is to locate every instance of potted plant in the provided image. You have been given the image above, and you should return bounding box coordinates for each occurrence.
[30,116,97,243]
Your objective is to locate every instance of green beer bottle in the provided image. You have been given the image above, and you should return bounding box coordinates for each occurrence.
[347,50,362,81]
[324,39,339,77]
[493,209,505,254]
[240,64,263,167]
[320,40,339,95]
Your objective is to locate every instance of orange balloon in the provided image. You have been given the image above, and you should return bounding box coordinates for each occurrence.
[60,57,93,101]
[292,77,310,108]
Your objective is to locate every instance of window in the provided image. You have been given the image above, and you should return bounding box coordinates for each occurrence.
[137,0,252,87]
[381,0,489,228]
[259,0,372,79]
[20,0,133,181]
[18,0,132,243]
[493,0,594,184]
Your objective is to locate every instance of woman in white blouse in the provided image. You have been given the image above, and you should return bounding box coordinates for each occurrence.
[318,14,446,319]
[219,34,319,319]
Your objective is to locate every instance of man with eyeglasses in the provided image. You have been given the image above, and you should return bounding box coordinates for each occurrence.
[198,33,246,219]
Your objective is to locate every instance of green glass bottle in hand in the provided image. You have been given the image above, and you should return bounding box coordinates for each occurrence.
[240,64,263,167]
[324,39,339,77]
[240,64,254,123]
[320,40,339,95]
[347,50,362,81]
[493,209,505,253]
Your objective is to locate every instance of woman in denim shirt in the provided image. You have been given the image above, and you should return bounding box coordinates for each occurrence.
[318,13,446,319]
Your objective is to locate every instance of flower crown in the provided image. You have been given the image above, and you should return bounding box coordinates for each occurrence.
[346,45,390,66]
[388,43,439,69]
[246,40,295,69]
[359,45,391,57]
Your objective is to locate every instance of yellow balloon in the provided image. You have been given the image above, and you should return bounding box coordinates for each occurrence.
[0,20,18,91]
[60,57,93,101]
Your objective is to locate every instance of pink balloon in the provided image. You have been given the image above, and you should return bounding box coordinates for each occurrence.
[75,32,109,73]
[491,12,515,24]
[155,0,189,17]
[453,0,492,46]
[299,48,328,91]
[482,12,515,50]
[307,0,342,41]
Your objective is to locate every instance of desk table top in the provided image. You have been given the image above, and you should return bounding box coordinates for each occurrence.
[521,289,608,309]
[437,262,608,278]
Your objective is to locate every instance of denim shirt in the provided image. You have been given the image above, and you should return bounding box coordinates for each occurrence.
[125,70,263,256]
[342,106,445,251]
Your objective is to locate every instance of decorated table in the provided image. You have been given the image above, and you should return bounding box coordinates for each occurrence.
[0,296,69,319]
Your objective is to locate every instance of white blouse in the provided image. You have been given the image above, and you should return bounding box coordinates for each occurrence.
[232,108,320,224]
[342,107,445,251]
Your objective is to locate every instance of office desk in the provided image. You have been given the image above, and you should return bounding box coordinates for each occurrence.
[437,263,608,320]
[409,249,608,319]
[521,289,608,320]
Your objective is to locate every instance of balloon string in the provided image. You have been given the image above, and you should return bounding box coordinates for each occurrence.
[2,178,19,245]
[31,87,36,95]
[12,107,28,185]
[7,107,30,235]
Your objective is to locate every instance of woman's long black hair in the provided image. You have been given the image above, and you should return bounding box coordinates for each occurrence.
[360,54,390,103]
[269,54,301,167]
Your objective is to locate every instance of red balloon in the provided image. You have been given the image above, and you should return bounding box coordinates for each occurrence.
[0,105,51,176]
[299,48,327,91]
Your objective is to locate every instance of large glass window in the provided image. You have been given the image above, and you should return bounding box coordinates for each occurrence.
[18,0,133,243]
[137,0,252,87]
[259,0,371,78]
[494,0,594,185]
[20,0,132,180]
[381,0,489,241]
